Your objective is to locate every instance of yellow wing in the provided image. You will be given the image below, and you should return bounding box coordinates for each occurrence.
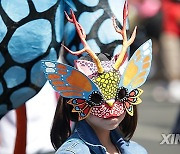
[119,40,152,92]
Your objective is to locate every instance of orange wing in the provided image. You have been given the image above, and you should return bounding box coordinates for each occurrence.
[42,61,99,99]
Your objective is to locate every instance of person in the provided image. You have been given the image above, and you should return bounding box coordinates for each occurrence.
[42,3,152,153]
[52,97,145,154]
[160,0,180,102]
[160,0,180,134]
[0,0,133,153]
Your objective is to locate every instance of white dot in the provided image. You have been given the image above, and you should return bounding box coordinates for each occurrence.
[46,68,55,73]
[143,42,150,50]
[144,49,151,55]
[45,61,55,67]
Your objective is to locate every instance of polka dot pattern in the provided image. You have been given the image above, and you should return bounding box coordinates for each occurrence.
[91,102,124,118]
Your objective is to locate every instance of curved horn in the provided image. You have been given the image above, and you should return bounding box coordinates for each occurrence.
[113,1,137,70]
[62,10,104,73]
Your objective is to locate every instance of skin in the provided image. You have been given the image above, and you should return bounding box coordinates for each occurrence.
[86,112,126,154]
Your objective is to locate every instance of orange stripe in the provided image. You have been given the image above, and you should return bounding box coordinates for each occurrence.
[62,92,82,97]
[14,104,27,154]
[143,62,150,69]
[143,56,150,63]
[138,71,146,78]
[57,70,67,75]
[135,50,141,56]
[48,74,59,79]
[52,81,64,85]
[134,71,146,80]
[132,78,144,88]
[56,86,83,92]
[136,55,141,62]
[57,64,66,69]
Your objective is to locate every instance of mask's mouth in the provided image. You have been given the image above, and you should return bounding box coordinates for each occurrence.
[90,101,125,119]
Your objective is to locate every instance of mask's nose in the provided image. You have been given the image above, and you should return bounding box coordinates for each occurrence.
[106,99,115,107]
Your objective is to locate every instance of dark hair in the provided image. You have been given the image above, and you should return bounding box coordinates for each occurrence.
[50,97,138,150]
[50,97,78,150]
[50,53,138,150]
[119,106,138,140]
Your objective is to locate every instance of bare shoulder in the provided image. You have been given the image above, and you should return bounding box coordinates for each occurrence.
[55,138,91,154]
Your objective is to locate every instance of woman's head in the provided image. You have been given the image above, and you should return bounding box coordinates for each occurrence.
[44,9,152,151]
[86,106,138,140]
[50,95,138,150]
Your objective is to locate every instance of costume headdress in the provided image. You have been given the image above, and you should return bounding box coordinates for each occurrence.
[42,2,152,121]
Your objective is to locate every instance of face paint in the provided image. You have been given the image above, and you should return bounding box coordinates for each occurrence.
[91,101,125,119]
[42,4,152,121]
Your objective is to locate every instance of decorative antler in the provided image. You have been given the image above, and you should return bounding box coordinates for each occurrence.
[112,1,137,70]
[62,9,104,73]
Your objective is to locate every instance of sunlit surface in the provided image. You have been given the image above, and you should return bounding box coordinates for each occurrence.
[133,80,180,154]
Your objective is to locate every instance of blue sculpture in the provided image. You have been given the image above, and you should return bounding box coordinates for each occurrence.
[0,0,127,118]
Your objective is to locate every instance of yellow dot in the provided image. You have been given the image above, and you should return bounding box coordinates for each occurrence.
[96,78,101,82]
[105,89,108,92]
[109,72,113,76]
[107,96,111,99]
[110,77,114,80]
[101,74,105,78]
[105,80,109,84]
[112,81,115,84]
[111,87,115,91]
[105,74,109,78]
[114,78,118,82]
[101,79,105,82]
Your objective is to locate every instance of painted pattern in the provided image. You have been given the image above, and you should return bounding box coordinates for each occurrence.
[0,0,126,118]
[64,0,127,65]
[0,0,63,117]
[93,71,120,100]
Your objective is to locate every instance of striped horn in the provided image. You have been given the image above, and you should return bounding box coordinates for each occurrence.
[62,9,104,74]
[113,1,137,70]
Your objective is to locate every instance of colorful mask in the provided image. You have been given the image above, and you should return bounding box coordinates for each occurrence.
[42,3,152,121]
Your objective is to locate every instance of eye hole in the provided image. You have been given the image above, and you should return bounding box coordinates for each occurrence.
[88,91,104,106]
[116,87,128,101]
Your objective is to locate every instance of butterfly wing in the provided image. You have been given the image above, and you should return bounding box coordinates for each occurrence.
[119,39,152,92]
[124,101,134,116]
[41,60,99,100]
[127,88,143,105]
[67,99,92,120]
[119,40,152,116]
